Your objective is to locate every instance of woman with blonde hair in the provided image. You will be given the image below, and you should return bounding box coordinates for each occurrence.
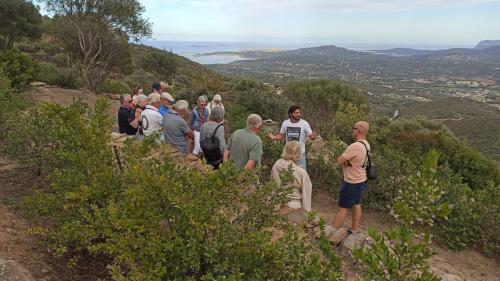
[271,141,312,211]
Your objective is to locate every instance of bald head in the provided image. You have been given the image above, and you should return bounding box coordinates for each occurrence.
[354,121,369,135]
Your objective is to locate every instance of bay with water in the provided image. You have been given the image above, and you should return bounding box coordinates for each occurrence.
[141,40,471,65]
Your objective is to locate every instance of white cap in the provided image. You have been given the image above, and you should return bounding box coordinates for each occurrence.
[160,92,175,102]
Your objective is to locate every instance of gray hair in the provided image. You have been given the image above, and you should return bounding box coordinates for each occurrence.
[173,100,190,111]
[213,94,222,102]
[246,114,262,129]
[148,93,161,104]
[209,106,224,123]
[120,94,131,104]
[197,95,208,104]
[135,94,148,105]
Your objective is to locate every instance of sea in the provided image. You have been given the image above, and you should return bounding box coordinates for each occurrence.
[141,40,472,65]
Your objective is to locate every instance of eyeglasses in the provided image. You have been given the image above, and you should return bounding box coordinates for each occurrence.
[352,127,359,130]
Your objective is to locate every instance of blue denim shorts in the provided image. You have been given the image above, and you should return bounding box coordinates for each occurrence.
[338,180,368,209]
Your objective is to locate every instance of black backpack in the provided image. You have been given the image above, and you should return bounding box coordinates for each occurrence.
[358,141,378,180]
[200,123,224,166]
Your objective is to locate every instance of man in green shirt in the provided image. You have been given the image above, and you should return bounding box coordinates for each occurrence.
[224,114,263,170]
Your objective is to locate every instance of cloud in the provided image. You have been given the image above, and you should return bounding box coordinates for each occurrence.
[156,0,499,11]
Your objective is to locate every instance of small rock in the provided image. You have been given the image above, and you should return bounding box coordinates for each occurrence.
[341,231,373,256]
[5,228,16,235]
[311,215,322,226]
[305,223,315,228]
[41,268,49,274]
[440,273,462,281]
[30,81,46,87]
[0,258,36,281]
[314,224,338,239]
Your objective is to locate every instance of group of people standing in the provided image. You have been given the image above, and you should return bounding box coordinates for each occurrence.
[118,83,372,235]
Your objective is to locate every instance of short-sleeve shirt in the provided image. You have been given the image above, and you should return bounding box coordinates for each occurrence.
[341,140,370,184]
[118,106,137,135]
[227,129,263,168]
[279,119,312,154]
[200,122,226,154]
[141,105,164,140]
[163,111,191,154]
[158,105,171,116]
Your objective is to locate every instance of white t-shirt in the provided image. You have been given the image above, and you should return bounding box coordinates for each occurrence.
[279,119,312,154]
[141,105,164,141]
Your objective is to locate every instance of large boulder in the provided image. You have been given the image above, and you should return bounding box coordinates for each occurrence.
[0,258,35,281]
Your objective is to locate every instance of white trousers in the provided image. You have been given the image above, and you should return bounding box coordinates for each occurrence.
[193,130,201,155]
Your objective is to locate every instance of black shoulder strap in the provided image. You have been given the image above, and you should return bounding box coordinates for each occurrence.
[357,140,371,166]
[212,123,224,140]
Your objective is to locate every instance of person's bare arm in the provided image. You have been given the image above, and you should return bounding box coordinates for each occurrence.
[267,132,285,141]
[186,129,194,139]
[223,149,230,162]
[244,160,256,170]
[309,130,317,140]
[336,155,349,166]
[129,116,140,128]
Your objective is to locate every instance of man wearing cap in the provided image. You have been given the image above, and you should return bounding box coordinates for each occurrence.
[152,82,162,94]
[141,93,164,142]
[159,92,175,116]
[332,121,371,234]
[163,100,195,155]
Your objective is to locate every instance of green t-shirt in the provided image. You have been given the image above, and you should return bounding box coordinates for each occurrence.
[227,129,263,168]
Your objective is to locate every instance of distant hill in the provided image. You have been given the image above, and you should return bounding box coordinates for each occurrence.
[367,48,433,57]
[474,40,500,50]
[401,97,500,161]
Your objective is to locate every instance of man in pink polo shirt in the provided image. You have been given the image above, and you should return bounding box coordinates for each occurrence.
[332,121,371,234]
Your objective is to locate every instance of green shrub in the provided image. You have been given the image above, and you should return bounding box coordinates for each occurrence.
[363,145,419,210]
[283,80,369,140]
[354,152,450,281]
[98,79,131,94]
[0,49,38,88]
[386,118,500,190]
[10,99,344,280]
[35,62,82,89]
[0,67,32,138]
[229,80,288,122]
[433,182,500,256]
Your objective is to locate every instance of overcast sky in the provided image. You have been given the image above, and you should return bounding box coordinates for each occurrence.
[141,0,498,45]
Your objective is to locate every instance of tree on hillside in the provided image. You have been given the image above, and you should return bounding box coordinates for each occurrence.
[42,0,152,93]
[0,0,42,50]
[284,80,368,139]
[143,50,178,86]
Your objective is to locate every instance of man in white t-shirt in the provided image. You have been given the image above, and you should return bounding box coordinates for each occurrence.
[267,105,317,169]
[141,93,164,142]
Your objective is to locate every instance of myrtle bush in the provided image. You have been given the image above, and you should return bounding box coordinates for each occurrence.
[354,151,451,281]
[391,150,452,230]
[0,48,38,88]
[433,181,500,256]
[10,99,344,280]
[35,62,82,89]
[98,79,131,94]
